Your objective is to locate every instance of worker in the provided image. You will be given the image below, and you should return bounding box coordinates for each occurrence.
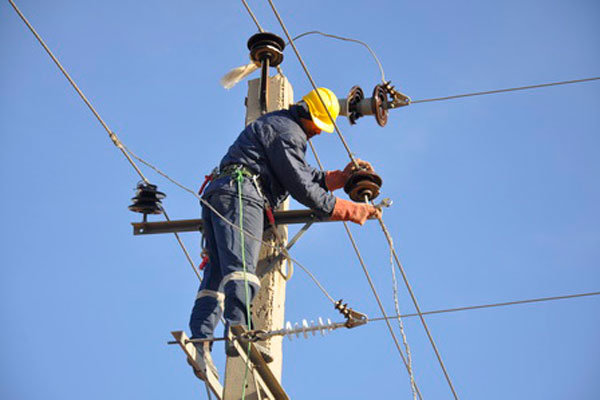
[188,87,381,379]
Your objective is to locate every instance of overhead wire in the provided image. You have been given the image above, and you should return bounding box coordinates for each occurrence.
[265,1,463,398]
[288,31,599,106]
[291,30,386,82]
[7,0,203,281]
[125,145,338,304]
[15,0,600,396]
[7,0,149,185]
[412,77,600,104]
[387,235,417,400]
[368,290,600,322]
[265,3,426,398]
[241,0,264,32]
[376,215,460,400]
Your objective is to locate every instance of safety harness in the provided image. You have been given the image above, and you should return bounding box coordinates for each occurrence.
[197,164,285,271]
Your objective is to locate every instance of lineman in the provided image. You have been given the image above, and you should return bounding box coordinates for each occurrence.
[189,87,380,378]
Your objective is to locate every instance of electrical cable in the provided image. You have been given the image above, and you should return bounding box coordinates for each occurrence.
[266,0,360,170]
[125,145,339,304]
[291,30,386,82]
[266,2,430,397]
[241,0,264,32]
[367,290,600,322]
[175,290,600,345]
[411,77,600,104]
[7,0,149,185]
[386,235,417,400]
[376,216,460,400]
[8,0,202,281]
[266,2,462,398]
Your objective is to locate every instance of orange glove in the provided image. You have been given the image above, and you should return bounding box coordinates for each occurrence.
[330,198,381,225]
[325,159,375,191]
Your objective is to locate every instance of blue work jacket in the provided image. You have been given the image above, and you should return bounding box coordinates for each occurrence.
[204,105,336,217]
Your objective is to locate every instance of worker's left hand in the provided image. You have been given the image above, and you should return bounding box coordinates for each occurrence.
[325,159,375,191]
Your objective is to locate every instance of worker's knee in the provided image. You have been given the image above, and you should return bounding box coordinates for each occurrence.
[220,271,261,302]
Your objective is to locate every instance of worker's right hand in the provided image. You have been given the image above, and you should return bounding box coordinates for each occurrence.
[330,198,382,225]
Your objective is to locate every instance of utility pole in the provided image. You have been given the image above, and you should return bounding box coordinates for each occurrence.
[221,73,293,400]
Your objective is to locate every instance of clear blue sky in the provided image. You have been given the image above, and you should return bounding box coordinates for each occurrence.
[1,1,599,399]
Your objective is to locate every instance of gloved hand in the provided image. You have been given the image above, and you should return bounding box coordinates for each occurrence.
[330,198,382,225]
[325,159,375,191]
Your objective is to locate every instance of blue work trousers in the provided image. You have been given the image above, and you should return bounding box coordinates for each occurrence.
[189,183,264,341]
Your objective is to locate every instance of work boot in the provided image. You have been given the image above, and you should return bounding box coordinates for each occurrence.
[187,341,219,381]
[225,338,274,364]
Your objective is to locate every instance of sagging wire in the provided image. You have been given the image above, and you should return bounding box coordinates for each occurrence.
[266,1,360,170]
[123,145,338,305]
[291,30,386,83]
[7,0,202,281]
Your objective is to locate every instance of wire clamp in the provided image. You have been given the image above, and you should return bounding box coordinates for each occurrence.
[384,81,411,109]
[334,299,368,328]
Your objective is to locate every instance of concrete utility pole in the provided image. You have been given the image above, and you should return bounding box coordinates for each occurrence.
[222,73,294,400]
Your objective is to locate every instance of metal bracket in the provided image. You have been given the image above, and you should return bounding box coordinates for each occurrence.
[258,220,314,278]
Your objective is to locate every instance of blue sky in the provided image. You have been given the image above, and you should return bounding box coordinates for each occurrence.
[1,1,599,399]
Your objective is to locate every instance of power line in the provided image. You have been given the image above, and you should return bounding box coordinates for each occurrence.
[368,290,600,322]
[240,0,264,32]
[8,0,149,185]
[124,145,339,305]
[266,2,461,399]
[412,77,600,104]
[266,3,428,399]
[7,0,203,281]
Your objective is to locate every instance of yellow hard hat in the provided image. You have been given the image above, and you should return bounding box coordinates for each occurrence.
[302,88,340,133]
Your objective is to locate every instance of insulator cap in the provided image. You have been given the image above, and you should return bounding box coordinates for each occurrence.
[128,182,165,215]
[343,170,383,202]
[247,32,285,67]
[372,84,389,127]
